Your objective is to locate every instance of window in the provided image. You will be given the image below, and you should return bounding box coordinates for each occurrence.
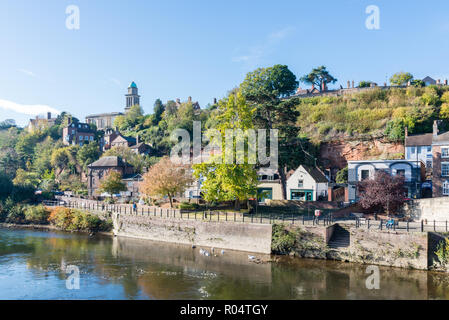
[444,181,449,196]
[442,148,449,158]
[298,180,304,188]
[85,136,89,141]
[442,163,449,177]
[90,136,94,141]
[396,169,405,177]
[417,146,422,154]
[426,160,433,168]
[361,170,370,180]
[79,135,83,141]
[72,129,75,134]
[411,147,416,154]
[427,146,432,153]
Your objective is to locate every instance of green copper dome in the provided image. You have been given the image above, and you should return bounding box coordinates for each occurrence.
[129,81,137,88]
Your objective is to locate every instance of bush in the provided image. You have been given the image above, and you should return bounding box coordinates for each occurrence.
[179,202,200,210]
[24,205,50,224]
[48,207,112,232]
[435,238,449,266]
[0,174,13,200]
[336,167,348,183]
[6,204,25,224]
[271,224,297,254]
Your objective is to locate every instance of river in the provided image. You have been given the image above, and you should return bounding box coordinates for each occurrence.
[0,228,448,300]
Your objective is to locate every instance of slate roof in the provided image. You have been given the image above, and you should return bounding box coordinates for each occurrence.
[88,156,129,168]
[301,165,329,183]
[433,131,449,144]
[405,133,433,146]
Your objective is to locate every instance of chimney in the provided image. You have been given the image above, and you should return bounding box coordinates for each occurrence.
[433,120,439,137]
[437,79,441,85]
[405,126,408,138]
[213,98,217,104]
[445,79,448,86]
[136,134,139,144]
[384,82,387,87]
[347,80,350,89]
[311,83,315,90]
[352,80,355,88]
[47,112,51,119]
[321,82,326,92]
[188,96,192,103]
[176,98,180,104]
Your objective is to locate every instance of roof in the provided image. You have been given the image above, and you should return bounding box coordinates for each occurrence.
[86,112,123,118]
[88,156,129,168]
[422,76,436,83]
[129,81,137,88]
[405,133,433,146]
[122,173,143,181]
[300,165,329,183]
[433,131,449,144]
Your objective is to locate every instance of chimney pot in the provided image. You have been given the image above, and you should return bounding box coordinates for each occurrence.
[347,81,350,89]
[352,80,355,88]
[445,79,448,86]
[47,112,51,119]
[188,96,192,102]
[213,98,217,104]
[405,126,408,138]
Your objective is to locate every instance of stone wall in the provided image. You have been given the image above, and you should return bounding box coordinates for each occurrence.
[343,228,428,270]
[404,197,449,221]
[112,213,272,254]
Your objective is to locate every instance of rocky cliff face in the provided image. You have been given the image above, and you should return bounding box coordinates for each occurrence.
[319,139,404,172]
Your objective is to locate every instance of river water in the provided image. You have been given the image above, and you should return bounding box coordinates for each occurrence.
[0,228,448,300]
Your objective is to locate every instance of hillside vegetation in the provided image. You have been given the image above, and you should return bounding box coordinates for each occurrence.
[293,86,449,143]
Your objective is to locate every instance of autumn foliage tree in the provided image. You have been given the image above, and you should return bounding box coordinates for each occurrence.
[139,156,193,208]
[358,171,407,216]
[98,171,127,198]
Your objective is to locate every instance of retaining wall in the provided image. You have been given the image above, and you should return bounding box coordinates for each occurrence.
[112,213,272,254]
[404,197,449,221]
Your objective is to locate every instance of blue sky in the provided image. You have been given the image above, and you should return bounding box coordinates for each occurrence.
[1,0,449,126]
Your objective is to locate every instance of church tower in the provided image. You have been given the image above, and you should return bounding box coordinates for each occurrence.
[125,81,140,112]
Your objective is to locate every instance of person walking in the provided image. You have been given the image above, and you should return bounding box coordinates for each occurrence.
[132,202,137,213]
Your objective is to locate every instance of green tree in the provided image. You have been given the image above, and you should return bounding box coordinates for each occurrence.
[300,66,337,92]
[336,167,348,184]
[193,91,257,209]
[98,171,127,198]
[103,146,146,173]
[153,99,165,125]
[389,72,414,86]
[77,142,101,173]
[241,65,303,199]
[13,168,40,188]
[0,173,13,200]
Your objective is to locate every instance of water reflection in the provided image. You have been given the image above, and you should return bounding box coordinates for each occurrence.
[0,228,447,300]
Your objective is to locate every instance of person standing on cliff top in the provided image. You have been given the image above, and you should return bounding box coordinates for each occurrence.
[132,202,137,213]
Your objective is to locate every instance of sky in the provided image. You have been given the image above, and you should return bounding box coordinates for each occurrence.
[1,0,449,126]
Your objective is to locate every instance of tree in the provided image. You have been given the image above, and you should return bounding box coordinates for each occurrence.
[241,65,302,199]
[389,72,413,86]
[0,173,13,200]
[358,81,374,88]
[0,119,16,129]
[13,168,40,188]
[153,99,165,125]
[358,171,406,216]
[335,167,348,184]
[300,66,337,92]
[98,171,127,198]
[140,156,193,208]
[77,142,101,173]
[193,91,258,209]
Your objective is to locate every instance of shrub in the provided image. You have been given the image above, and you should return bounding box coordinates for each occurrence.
[271,224,297,254]
[336,167,348,183]
[6,204,25,224]
[48,207,112,232]
[179,202,199,210]
[435,238,449,266]
[24,205,50,224]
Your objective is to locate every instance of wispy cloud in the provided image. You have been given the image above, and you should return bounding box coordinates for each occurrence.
[18,69,38,78]
[232,27,295,65]
[0,98,60,116]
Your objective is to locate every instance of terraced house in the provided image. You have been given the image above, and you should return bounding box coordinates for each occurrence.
[432,121,449,197]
